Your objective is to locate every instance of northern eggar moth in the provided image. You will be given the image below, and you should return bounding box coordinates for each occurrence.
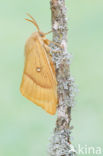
[20,14,57,115]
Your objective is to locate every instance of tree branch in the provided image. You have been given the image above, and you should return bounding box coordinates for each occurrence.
[49,0,77,155]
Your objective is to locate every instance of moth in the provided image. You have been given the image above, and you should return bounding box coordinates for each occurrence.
[20,14,58,115]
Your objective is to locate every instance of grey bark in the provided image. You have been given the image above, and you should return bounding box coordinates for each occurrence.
[49,0,77,156]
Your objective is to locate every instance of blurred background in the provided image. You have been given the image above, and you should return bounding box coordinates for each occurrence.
[0,0,103,155]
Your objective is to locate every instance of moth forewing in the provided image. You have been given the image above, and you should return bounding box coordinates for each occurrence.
[20,29,57,115]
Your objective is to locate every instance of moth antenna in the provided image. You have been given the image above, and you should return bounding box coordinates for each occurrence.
[44,30,52,35]
[25,13,40,32]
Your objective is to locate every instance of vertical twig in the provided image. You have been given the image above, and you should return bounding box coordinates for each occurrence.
[49,0,77,155]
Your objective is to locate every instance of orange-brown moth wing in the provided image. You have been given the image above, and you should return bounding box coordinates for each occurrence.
[20,33,57,115]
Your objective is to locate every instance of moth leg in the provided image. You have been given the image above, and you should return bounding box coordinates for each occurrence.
[45,39,63,49]
[43,44,56,75]
[43,39,62,55]
[43,43,52,57]
[50,41,62,48]
[43,42,61,55]
[44,44,51,52]
[43,38,63,48]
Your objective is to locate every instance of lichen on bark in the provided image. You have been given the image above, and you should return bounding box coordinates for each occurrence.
[49,0,77,156]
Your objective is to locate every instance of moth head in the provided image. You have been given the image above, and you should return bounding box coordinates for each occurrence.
[39,31,45,38]
[25,13,52,38]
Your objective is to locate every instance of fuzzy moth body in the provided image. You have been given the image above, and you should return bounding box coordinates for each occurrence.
[20,14,57,115]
